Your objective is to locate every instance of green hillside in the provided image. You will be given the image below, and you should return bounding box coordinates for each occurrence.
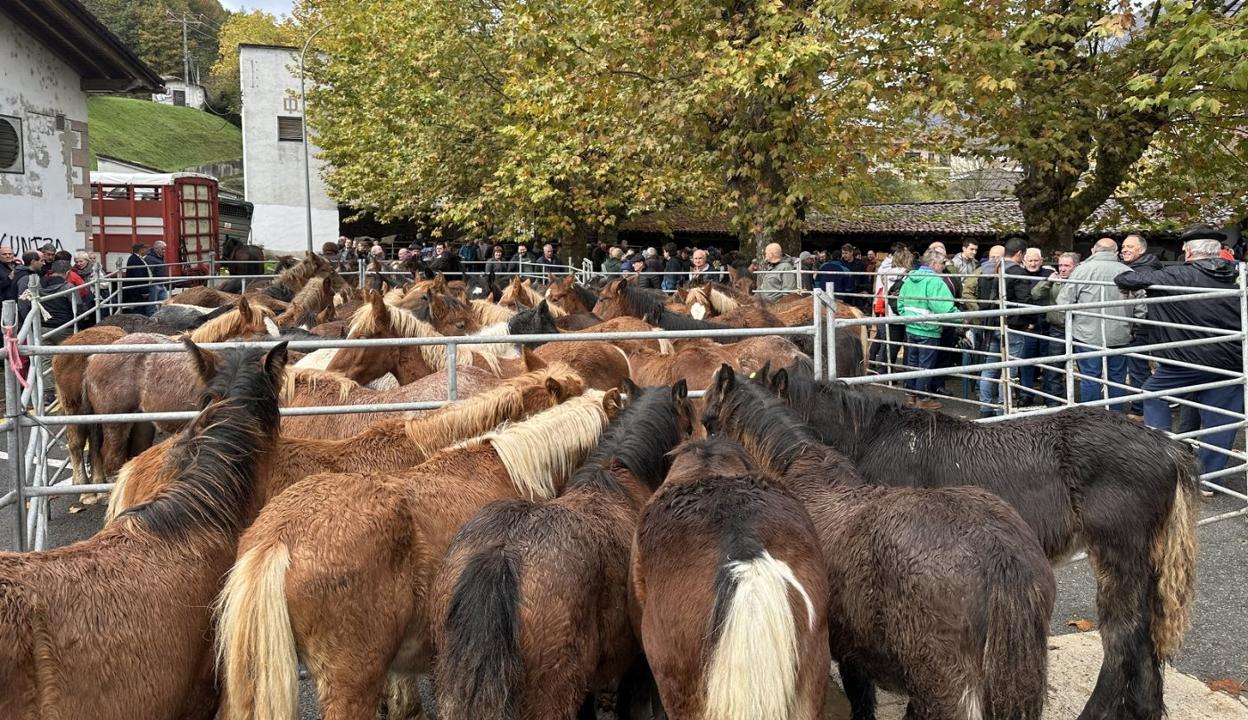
[88,96,242,172]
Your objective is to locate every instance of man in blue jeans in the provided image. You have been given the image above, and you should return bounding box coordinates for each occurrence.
[1058,238,1133,410]
[1115,229,1243,481]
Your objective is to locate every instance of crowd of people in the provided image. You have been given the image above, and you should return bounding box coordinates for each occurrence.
[0,242,103,341]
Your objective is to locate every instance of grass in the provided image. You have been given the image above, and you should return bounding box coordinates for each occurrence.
[88,96,242,172]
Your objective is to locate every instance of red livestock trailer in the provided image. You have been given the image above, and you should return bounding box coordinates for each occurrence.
[89,172,219,277]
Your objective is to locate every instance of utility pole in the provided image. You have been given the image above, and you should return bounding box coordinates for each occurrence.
[167,11,204,83]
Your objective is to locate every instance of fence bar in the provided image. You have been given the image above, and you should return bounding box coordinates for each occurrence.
[811,289,823,380]
[3,300,26,552]
[447,343,459,401]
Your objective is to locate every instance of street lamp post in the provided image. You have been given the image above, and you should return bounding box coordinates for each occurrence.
[299,23,332,255]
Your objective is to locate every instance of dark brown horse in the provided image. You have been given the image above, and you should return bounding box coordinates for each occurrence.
[0,340,287,720]
[431,379,696,720]
[703,366,1056,720]
[765,363,1200,720]
[633,437,830,720]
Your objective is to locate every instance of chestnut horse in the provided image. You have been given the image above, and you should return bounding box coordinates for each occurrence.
[52,324,127,502]
[278,366,502,439]
[633,437,829,720]
[703,367,1055,720]
[106,364,586,521]
[766,363,1201,720]
[215,390,620,720]
[0,340,287,720]
[81,297,276,482]
[432,380,696,720]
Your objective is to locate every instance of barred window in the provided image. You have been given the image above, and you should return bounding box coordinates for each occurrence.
[277,116,304,142]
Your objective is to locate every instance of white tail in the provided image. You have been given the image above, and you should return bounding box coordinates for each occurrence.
[215,543,299,720]
[704,551,816,720]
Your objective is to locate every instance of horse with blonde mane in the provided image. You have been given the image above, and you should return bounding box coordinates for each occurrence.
[216,389,621,720]
[106,364,586,522]
[0,340,287,720]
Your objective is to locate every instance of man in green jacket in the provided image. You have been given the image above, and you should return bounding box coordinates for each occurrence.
[896,248,956,409]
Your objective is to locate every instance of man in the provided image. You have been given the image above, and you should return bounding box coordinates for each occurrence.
[13,251,44,325]
[35,260,77,344]
[427,241,464,281]
[0,245,16,301]
[1030,252,1079,405]
[951,242,979,276]
[639,247,664,289]
[457,239,478,266]
[688,248,723,283]
[510,243,536,277]
[1119,233,1164,415]
[534,243,561,279]
[796,252,816,291]
[975,237,1028,415]
[146,240,171,305]
[758,242,799,301]
[842,244,870,308]
[123,243,153,314]
[39,243,57,270]
[815,251,854,297]
[590,239,610,272]
[961,244,1004,312]
[1006,247,1051,404]
[896,248,956,409]
[1057,240,1133,410]
[603,246,624,275]
[1114,227,1243,479]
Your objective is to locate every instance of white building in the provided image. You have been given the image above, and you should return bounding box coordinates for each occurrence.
[152,78,206,110]
[239,44,338,253]
[0,0,162,253]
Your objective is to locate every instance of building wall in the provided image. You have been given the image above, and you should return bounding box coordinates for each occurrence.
[152,80,206,109]
[239,45,338,253]
[0,19,91,252]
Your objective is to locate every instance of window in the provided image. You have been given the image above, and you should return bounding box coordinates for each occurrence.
[173,90,186,107]
[0,115,22,173]
[277,116,304,142]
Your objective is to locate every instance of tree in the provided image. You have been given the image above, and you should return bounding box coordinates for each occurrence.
[207,9,300,114]
[901,0,1248,249]
[85,0,227,82]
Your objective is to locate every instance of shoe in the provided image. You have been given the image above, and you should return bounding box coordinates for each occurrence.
[1126,413,1145,423]
[1200,488,1214,498]
[914,398,944,410]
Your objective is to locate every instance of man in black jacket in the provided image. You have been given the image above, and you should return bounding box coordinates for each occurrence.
[0,245,16,301]
[13,251,44,326]
[124,242,154,315]
[37,261,76,344]
[1114,227,1242,478]
[1119,233,1164,414]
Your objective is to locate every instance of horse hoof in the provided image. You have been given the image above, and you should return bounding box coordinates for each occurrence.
[80,493,98,505]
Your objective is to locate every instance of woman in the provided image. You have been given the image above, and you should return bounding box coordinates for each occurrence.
[602,247,624,276]
[661,242,683,292]
[871,245,912,373]
[895,248,955,409]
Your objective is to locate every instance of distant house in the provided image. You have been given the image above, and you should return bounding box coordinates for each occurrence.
[239,44,339,253]
[152,78,206,110]
[0,0,162,252]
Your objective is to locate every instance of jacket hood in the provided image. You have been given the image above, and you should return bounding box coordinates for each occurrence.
[1192,258,1238,282]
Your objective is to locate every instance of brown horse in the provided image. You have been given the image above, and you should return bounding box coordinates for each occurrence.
[52,324,127,501]
[106,364,587,521]
[571,316,669,354]
[432,380,695,720]
[702,367,1056,720]
[0,340,287,720]
[278,366,502,438]
[82,297,277,482]
[545,275,599,316]
[215,390,620,720]
[632,437,830,720]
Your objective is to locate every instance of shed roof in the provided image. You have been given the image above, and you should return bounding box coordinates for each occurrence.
[2,0,164,92]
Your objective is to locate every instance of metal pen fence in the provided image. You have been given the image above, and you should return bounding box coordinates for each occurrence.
[2,258,1244,552]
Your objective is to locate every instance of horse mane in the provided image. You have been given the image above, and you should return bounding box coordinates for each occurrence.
[186,303,276,343]
[643,306,730,333]
[616,283,670,320]
[289,276,330,312]
[402,363,585,458]
[120,347,282,539]
[466,390,612,500]
[347,301,500,373]
[709,286,741,314]
[664,436,758,485]
[280,367,358,405]
[573,384,686,492]
[571,283,598,312]
[270,255,319,294]
[471,299,515,327]
[714,373,824,477]
[777,367,904,458]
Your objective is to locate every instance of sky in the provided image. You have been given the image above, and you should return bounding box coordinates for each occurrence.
[218,0,294,16]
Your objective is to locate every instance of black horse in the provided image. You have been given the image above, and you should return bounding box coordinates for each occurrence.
[219,237,267,291]
[762,363,1200,720]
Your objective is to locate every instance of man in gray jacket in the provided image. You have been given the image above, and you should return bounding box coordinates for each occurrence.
[1056,238,1134,410]
[757,242,799,301]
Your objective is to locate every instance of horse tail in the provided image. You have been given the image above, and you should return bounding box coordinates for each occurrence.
[705,549,816,720]
[980,543,1053,720]
[1151,447,1200,660]
[215,541,298,720]
[436,548,522,720]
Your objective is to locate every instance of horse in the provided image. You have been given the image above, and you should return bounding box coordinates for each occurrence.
[545,274,600,316]
[506,300,631,391]
[571,315,670,355]
[106,364,586,522]
[53,325,128,501]
[81,297,277,482]
[500,276,563,313]
[220,235,267,282]
[0,340,287,720]
[215,389,621,720]
[632,437,830,720]
[593,279,698,327]
[702,366,1056,720]
[763,364,1200,720]
[431,380,696,720]
[277,366,502,439]
[99,303,232,335]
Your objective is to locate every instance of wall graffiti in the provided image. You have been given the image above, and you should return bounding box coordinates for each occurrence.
[0,233,65,253]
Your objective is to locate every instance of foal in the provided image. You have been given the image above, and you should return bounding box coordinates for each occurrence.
[0,340,287,720]
[703,367,1056,720]
[216,390,620,720]
[431,380,696,720]
[633,437,829,720]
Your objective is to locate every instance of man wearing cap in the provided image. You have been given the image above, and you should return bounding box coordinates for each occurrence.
[1114,225,1242,482]
[124,242,154,315]
[146,240,171,305]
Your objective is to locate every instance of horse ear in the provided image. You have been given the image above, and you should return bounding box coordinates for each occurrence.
[524,346,548,372]
[602,388,624,417]
[264,316,281,338]
[755,360,772,382]
[622,377,641,398]
[713,363,735,394]
[609,278,627,295]
[771,368,789,397]
[537,299,551,318]
[237,295,253,321]
[264,341,290,381]
[369,289,386,316]
[183,338,220,381]
[672,378,688,401]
